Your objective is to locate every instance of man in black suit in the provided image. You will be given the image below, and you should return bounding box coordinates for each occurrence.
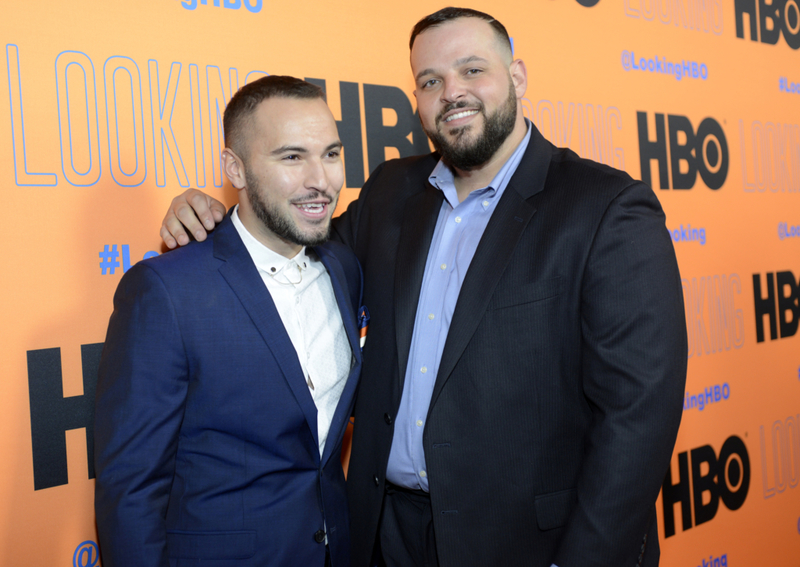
[160,8,687,566]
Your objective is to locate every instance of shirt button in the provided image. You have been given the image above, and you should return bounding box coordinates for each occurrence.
[454,216,461,223]
[482,200,489,207]
[420,366,427,374]
[440,263,447,270]
[416,419,423,427]
[428,313,435,320]
[420,470,427,478]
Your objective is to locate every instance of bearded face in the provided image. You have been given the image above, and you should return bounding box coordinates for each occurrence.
[422,75,517,171]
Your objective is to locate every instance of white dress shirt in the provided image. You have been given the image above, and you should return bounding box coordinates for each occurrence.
[232,206,352,455]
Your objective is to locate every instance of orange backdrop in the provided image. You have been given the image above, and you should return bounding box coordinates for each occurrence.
[2,1,799,565]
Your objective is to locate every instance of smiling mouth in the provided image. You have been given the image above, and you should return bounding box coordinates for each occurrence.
[444,109,479,123]
[295,202,327,214]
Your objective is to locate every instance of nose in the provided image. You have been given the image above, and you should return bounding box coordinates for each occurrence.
[304,158,330,192]
[441,76,466,104]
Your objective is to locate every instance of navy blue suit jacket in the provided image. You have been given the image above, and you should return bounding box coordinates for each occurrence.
[95,212,362,567]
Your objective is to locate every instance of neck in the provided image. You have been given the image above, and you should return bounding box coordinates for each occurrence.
[451,117,527,202]
[237,203,302,259]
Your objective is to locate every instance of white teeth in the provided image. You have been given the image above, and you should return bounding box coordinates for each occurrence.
[445,110,478,122]
[298,203,324,213]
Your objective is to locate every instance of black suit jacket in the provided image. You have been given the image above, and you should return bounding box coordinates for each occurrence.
[333,124,687,567]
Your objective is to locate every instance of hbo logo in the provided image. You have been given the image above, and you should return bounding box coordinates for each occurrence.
[637,113,728,190]
[662,435,750,538]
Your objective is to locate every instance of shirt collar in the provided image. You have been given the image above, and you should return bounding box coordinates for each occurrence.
[428,119,533,208]
[231,205,311,279]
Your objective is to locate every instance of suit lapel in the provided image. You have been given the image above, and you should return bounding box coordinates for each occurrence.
[213,214,321,453]
[394,184,444,388]
[315,246,362,467]
[430,125,553,409]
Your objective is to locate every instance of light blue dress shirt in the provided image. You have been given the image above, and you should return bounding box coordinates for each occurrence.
[385,122,533,491]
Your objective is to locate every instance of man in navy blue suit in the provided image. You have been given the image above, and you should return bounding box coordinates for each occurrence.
[94,75,363,567]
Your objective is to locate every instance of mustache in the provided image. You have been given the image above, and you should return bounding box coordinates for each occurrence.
[436,100,480,125]
[289,190,333,205]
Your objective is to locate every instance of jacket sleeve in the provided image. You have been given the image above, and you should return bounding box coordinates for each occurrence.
[554,181,688,566]
[331,161,387,251]
[94,263,189,567]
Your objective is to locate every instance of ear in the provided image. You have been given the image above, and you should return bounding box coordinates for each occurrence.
[221,148,247,191]
[509,59,528,100]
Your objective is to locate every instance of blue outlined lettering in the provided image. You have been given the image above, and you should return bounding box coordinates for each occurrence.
[189,63,207,188]
[522,99,625,170]
[205,65,238,187]
[5,45,57,185]
[669,224,706,245]
[55,51,102,186]
[104,56,147,187]
[682,274,744,358]
[739,119,800,194]
[624,0,724,35]
[759,415,800,499]
[148,60,189,187]
[5,44,423,190]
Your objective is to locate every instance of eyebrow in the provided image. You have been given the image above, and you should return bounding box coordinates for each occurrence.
[270,141,343,156]
[414,55,489,82]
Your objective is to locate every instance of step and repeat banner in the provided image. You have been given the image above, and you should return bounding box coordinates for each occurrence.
[2,0,799,565]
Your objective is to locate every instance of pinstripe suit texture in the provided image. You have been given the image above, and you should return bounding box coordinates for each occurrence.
[334,123,687,567]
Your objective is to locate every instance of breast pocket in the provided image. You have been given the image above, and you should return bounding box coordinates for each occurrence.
[488,276,563,311]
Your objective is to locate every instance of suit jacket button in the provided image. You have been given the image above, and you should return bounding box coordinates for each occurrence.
[314,529,326,543]
[373,474,380,486]
[384,413,392,424]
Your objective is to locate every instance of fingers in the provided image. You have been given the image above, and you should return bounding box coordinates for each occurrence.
[209,198,226,223]
[160,189,227,248]
[160,224,180,250]
[160,190,204,247]
[186,190,216,232]
[160,203,193,247]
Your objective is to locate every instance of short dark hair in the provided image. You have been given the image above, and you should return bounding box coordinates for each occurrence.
[409,7,511,52]
[223,75,324,155]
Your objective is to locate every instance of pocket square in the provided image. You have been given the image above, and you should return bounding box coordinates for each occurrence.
[358,306,370,350]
